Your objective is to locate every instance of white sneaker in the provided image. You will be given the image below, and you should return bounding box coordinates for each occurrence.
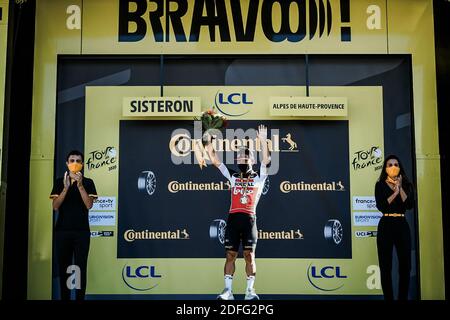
[244,288,260,300]
[217,288,234,300]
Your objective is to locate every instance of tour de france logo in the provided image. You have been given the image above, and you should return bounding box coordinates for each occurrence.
[86,146,118,172]
[352,146,383,172]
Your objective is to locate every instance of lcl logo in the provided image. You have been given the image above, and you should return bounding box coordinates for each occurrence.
[125,265,161,278]
[307,264,347,291]
[214,92,253,117]
[122,265,162,291]
[310,266,347,279]
[217,93,253,105]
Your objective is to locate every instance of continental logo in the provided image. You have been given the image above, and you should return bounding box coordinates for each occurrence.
[170,134,281,157]
[280,181,345,193]
[170,134,300,157]
[281,133,298,151]
[258,229,304,240]
[124,229,190,242]
[168,181,231,193]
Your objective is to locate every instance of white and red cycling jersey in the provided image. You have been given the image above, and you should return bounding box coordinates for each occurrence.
[218,163,268,215]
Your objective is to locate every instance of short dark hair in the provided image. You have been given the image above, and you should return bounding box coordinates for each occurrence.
[66,150,84,162]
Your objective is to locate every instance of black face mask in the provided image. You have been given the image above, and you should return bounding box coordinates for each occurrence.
[238,163,251,173]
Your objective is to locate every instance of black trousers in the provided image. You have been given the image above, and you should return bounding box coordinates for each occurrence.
[54,230,90,300]
[376,216,411,300]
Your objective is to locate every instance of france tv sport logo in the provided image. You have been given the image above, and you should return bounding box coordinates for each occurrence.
[122,264,162,291]
[214,91,253,117]
[307,264,347,291]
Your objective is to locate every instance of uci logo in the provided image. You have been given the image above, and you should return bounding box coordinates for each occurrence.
[307,264,347,291]
[122,265,162,291]
[214,92,252,117]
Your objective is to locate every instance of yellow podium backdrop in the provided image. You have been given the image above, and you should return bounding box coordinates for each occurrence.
[27,0,443,300]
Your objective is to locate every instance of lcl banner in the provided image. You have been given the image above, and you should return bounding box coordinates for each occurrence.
[117,120,351,258]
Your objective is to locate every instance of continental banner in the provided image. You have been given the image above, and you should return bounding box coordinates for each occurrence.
[80,84,386,295]
[119,119,350,258]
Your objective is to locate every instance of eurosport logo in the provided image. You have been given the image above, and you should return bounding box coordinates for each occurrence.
[214,91,253,117]
[88,212,116,226]
[307,264,347,291]
[122,264,162,291]
[355,231,378,238]
[353,211,382,227]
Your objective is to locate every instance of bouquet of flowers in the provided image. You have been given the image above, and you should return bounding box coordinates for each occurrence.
[196,108,228,130]
[195,108,228,145]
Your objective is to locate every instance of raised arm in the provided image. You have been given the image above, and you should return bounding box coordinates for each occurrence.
[258,125,271,166]
[204,136,235,183]
[205,139,222,168]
